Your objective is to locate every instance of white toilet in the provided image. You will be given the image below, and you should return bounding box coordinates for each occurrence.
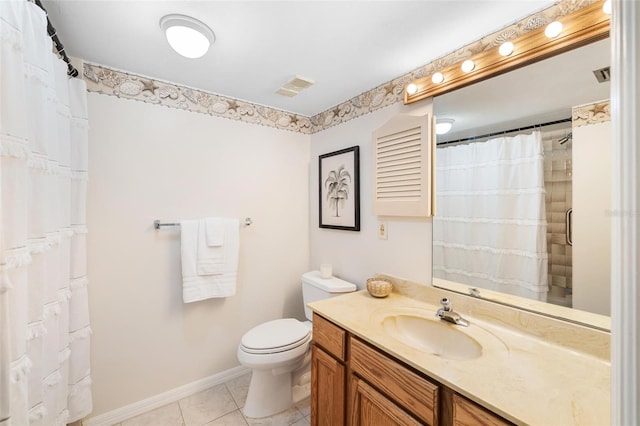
[237,270,356,418]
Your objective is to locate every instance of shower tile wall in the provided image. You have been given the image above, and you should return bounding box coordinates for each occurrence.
[543,127,573,307]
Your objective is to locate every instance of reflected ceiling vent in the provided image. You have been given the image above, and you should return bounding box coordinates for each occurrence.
[592,66,610,83]
[275,75,315,97]
[275,87,298,97]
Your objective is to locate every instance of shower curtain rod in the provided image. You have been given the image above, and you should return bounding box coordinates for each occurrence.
[437,117,572,146]
[33,0,79,77]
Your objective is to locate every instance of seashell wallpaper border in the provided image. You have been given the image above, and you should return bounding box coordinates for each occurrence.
[572,100,611,127]
[82,64,314,134]
[83,0,598,135]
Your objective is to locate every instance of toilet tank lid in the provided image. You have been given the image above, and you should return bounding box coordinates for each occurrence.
[302,271,357,293]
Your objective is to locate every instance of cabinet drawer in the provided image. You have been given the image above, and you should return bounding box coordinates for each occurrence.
[453,394,512,426]
[350,336,439,425]
[313,313,347,361]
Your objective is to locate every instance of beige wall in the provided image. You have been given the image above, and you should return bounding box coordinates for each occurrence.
[572,119,612,316]
[309,102,433,288]
[87,94,310,416]
[86,92,433,417]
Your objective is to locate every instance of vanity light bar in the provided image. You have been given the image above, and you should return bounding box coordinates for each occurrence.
[404,0,610,104]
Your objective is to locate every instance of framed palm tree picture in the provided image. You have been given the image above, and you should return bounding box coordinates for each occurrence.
[319,146,360,231]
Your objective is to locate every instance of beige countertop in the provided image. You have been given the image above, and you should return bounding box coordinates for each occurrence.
[309,288,610,426]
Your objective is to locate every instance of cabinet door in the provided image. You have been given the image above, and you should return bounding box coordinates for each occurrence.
[453,394,511,426]
[372,113,434,217]
[350,337,439,424]
[311,345,345,426]
[349,376,422,426]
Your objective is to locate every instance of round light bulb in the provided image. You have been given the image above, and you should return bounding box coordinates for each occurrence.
[544,21,563,39]
[165,26,210,58]
[160,15,215,59]
[603,0,612,15]
[499,41,514,57]
[436,118,455,135]
[461,60,475,73]
[431,72,444,84]
[406,83,418,95]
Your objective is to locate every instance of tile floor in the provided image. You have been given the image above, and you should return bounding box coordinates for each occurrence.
[114,373,311,426]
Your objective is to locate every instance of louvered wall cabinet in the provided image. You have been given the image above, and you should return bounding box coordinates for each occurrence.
[372,114,435,217]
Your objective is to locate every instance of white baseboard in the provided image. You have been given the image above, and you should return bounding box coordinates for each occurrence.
[83,365,251,426]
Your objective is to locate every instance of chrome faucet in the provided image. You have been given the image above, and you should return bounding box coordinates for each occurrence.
[435,297,469,327]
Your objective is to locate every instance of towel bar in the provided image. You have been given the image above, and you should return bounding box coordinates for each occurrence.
[154,218,252,229]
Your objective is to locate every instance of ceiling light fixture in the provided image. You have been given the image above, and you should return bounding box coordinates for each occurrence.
[431,72,444,84]
[160,14,215,59]
[544,21,563,38]
[461,60,475,73]
[499,41,514,57]
[436,118,455,135]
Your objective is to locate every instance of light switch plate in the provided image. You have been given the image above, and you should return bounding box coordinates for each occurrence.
[378,221,388,240]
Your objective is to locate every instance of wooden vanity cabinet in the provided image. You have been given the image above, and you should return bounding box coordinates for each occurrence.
[311,313,513,426]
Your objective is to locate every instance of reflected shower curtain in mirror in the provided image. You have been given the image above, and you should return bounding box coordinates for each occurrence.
[433,132,548,301]
[1,1,92,425]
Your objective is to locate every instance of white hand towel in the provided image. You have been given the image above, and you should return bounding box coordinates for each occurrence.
[197,219,224,276]
[205,218,225,246]
[181,219,240,303]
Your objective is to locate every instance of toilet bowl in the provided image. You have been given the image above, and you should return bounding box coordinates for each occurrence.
[237,271,356,418]
[237,318,312,418]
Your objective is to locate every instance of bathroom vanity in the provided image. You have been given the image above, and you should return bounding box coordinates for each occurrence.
[312,314,508,425]
[308,279,610,425]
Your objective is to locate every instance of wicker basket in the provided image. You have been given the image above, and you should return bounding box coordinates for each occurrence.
[366,278,393,298]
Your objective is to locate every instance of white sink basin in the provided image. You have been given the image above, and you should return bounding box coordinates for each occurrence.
[382,313,483,360]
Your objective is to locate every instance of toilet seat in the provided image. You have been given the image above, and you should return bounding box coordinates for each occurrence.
[240,318,311,355]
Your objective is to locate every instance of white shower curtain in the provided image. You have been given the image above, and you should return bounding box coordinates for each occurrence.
[1,1,92,425]
[432,132,548,300]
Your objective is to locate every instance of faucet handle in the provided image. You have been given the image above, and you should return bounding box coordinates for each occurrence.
[440,297,452,311]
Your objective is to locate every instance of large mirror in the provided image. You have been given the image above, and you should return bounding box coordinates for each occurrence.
[432,37,611,322]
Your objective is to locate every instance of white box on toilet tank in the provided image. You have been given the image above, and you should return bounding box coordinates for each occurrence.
[302,271,357,320]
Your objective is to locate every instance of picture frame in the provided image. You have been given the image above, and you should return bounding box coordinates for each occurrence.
[319,146,360,231]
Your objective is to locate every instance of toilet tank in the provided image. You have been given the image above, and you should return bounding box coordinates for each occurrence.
[302,271,357,321]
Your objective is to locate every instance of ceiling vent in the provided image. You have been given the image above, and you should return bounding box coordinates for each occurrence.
[275,87,298,97]
[592,66,610,83]
[275,75,315,97]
